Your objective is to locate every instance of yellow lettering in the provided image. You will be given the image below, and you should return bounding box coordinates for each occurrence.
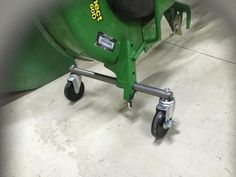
[90,0,103,22]
[97,16,103,21]
[96,11,101,17]
[91,8,95,14]
[92,14,97,19]
[94,4,99,10]
[89,4,94,9]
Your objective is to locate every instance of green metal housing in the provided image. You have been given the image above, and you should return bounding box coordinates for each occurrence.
[3,26,73,93]
[38,0,191,101]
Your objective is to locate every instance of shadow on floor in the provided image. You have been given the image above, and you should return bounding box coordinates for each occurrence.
[0,90,32,107]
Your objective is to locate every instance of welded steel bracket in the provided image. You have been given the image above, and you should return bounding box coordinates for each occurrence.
[156,97,175,129]
[67,73,82,94]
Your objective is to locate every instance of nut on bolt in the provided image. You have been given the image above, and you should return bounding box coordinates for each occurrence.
[69,64,76,70]
[164,88,171,93]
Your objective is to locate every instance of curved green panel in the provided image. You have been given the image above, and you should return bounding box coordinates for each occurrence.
[40,0,144,64]
[2,26,73,93]
[37,0,191,100]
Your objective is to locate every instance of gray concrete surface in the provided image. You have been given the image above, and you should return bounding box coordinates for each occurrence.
[1,1,236,177]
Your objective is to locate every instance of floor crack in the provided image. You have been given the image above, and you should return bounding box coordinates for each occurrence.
[164,41,236,65]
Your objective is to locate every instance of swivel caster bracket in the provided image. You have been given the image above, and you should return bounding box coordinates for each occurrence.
[67,74,82,94]
[156,96,175,129]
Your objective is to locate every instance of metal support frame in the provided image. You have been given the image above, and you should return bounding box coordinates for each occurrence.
[67,73,81,94]
[133,84,173,100]
[69,65,175,129]
[70,65,116,85]
[69,66,173,100]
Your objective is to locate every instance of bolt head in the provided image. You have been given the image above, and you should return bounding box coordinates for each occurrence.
[163,119,172,129]
[69,65,75,70]
[164,88,171,93]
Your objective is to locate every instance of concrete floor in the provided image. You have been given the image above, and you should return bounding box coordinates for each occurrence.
[1,1,236,177]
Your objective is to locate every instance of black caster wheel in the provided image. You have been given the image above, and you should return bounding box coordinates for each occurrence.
[151,110,169,139]
[64,81,85,102]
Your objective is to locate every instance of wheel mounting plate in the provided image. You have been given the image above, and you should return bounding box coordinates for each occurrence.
[67,74,81,94]
[156,97,175,129]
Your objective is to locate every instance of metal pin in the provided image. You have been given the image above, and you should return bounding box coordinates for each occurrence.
[127,101,133,110]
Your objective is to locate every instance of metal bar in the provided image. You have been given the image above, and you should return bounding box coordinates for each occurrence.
[70,67,116,85]
[77,55,96,61]
[70,67,173,99]
[133,83,173,99]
